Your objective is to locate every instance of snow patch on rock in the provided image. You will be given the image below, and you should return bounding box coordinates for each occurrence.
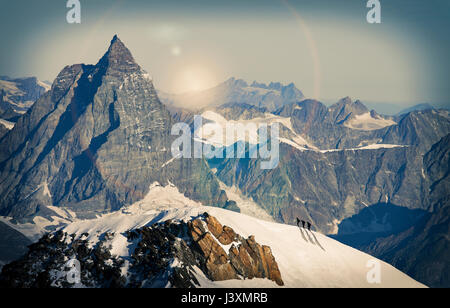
[344,112,396,131]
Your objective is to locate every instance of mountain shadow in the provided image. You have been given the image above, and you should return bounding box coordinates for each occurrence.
[330,203,427,247]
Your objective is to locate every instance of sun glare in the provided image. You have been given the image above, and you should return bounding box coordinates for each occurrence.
[174,66,217,93]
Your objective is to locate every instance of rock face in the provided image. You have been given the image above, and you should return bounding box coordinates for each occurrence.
[212,100,450,234]
[208,100,449,286]
[188,213,284,286]
[345,134,450,288]
[0,124,8,139]
[0,35,228,220]
[275,99,450,151]
[361,203,449,288]
[214,143,425,233]
[189,218,239,282]
[0,214,283,288]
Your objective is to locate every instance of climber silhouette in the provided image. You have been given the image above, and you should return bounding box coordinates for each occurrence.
[296,217,306,228]
[307,222,312,231]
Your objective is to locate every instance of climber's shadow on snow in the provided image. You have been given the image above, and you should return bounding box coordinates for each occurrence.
[296,218,325,251]
[308,229,325,251]
[298,225,309,242]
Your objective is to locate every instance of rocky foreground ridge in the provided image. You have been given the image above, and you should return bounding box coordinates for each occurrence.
[0,213,283,288]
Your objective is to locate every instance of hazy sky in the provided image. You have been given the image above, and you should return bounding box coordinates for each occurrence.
[0,0,449,108]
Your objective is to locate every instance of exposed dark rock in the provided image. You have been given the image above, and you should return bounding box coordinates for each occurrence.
[0,214,283,288]
[188,213,284,286]
[0,230,125,288]
[213,142,427,233]
[346,134,450,288]
[0,124,8,139]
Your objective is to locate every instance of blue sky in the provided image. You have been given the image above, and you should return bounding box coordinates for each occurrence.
[0,0,448,108]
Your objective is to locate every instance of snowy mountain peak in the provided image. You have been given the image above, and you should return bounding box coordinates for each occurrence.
[333,97,368,112]
[329,97,370,124]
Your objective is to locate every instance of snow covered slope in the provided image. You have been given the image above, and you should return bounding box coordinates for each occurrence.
[58,183,425,288]
[195,110,407,154]
[195,110,316,150]
[344,112,396,131]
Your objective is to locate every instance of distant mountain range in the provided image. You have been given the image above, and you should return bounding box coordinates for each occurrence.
[336,101,440,116]
[158,77,304,112]
[0,76,51,138]
[0,76,50,117]
[1,75,441,134]
[157,77,446,117]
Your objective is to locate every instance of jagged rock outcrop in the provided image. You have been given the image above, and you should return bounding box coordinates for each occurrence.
[0,214,283,288]
[188,213,284,286]
[189,218,239,282]
[0,35,228,220]
[228,236,283,286]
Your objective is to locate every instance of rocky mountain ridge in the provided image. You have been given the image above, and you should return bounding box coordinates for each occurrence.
[0,213,283,288]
